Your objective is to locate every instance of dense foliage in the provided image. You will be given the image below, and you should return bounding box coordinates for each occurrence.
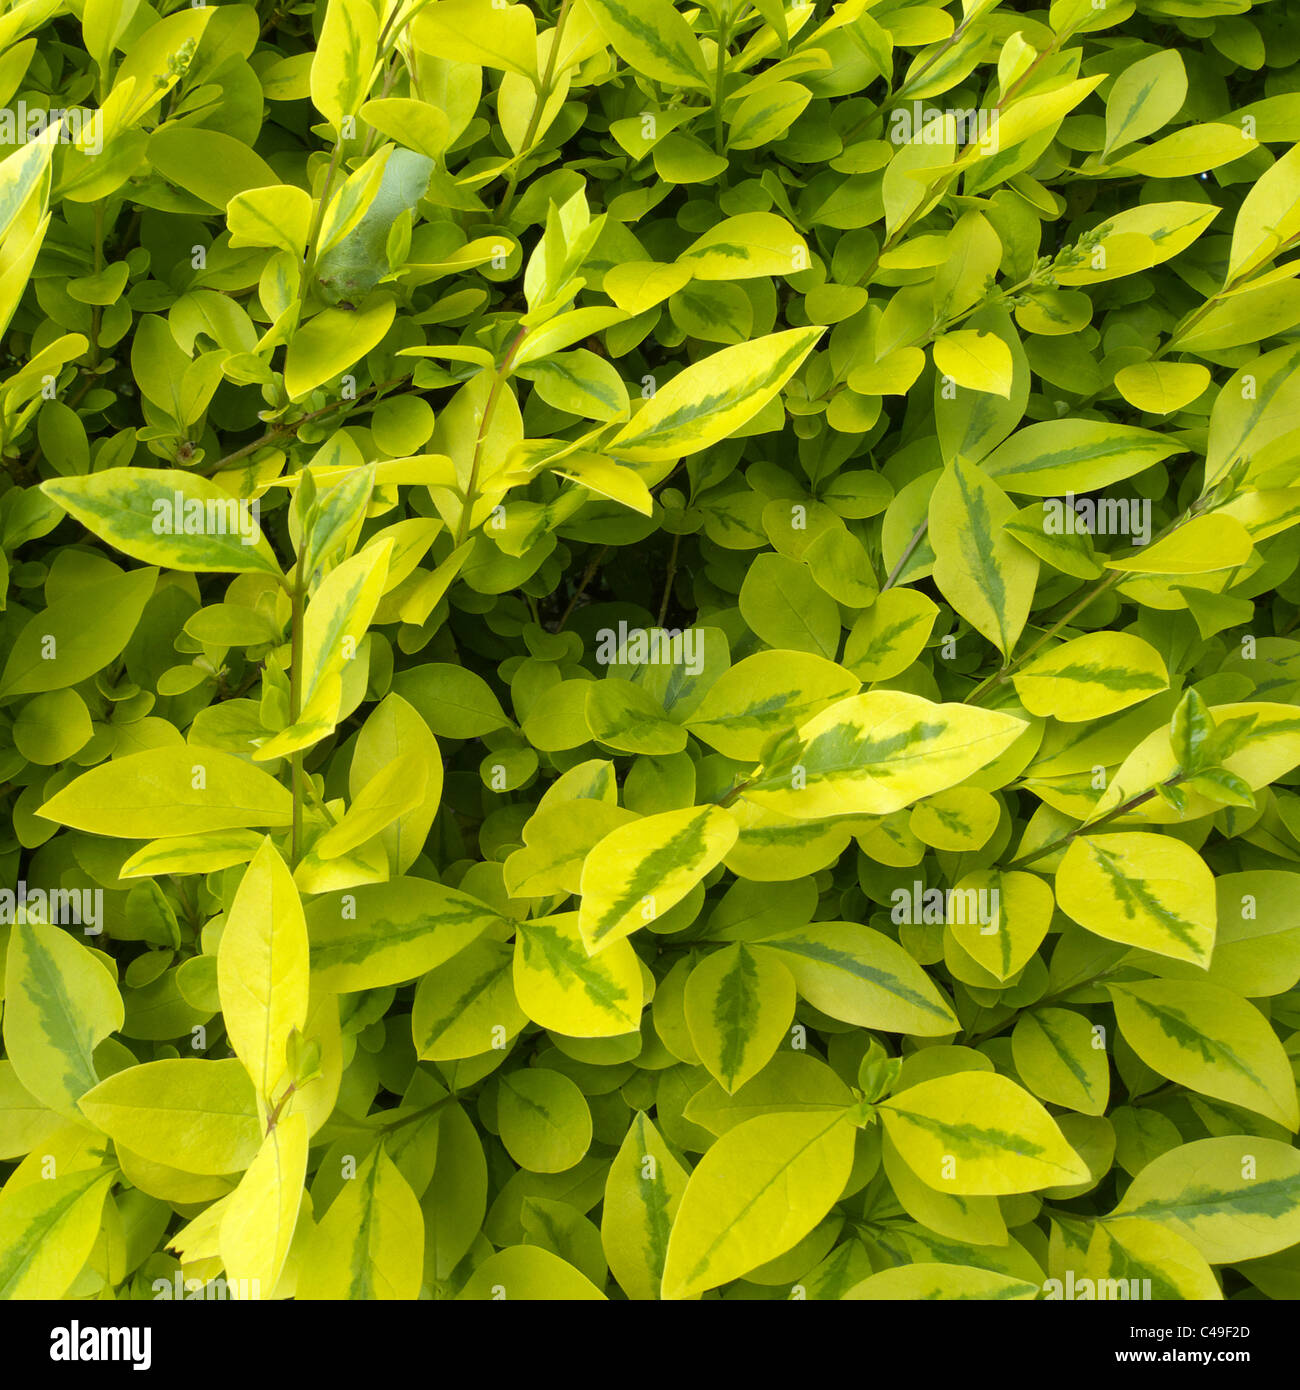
[1,0,1300,1303]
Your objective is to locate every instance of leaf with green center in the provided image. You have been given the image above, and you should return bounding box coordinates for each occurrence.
[1056,833,1215,966]
[578,805,738,954]
[1110,1137,1300,1263]
[297,1145,424,1299]
[1012,631,1169,722]
[683,943,795,1094]
[3,921,123,1118]
[513,911,643,1037]
[878,1072,1090,1195]
[743,690,1026,820]
[41,470,280,574]
[606,328,822,464]
[1108,979,1299,1130]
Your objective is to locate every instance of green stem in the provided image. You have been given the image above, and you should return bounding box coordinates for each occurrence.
[265,1080,297,1132]
[965,569,1124,705]
[455,325,529,546]
[1007,776,1180,870]
[497,0,572,220]
[300,772,338,826]
[713,17,731,155]
[379,1091,462,1132]
[554,544,610,631]
[658,531,680,625]
[89,201,105,369]
[297,138,347,317]
[289,556,305,866]
[715,778,750,808]
[202,377,406,476]
[880,518,928,591]
[966,503,1199,706]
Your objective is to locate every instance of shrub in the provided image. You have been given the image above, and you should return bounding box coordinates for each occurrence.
[1,0,1299,1305]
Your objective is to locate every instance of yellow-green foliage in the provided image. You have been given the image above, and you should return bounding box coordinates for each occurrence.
[0,0,1299,1307]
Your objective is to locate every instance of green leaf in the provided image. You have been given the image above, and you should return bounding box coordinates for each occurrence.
[1113,361,1210,414]
[945,869,1054,982]
[683,943,796,1093]
[505,801,637,900]
[660,1110,856,1299]
[219,1110,307,1299]
[0,125,57,244]
[39,747,294,837]
[412,938,527,1061]
[606,328,822,463]
[758,922,959,1035]
[391,662,512,739]
[298,1144,424,1299]
[257,540,393,758]
[878,1072,1090,1194]
[1108,979,1299,1130]
[933,331,1013,397]
[578,805,738,954]
[684,650,859,761]
[1083,1218,1222,1301]
[1056,832,1216,967]
[685,1053,853,1136]
[306,877,502,992]
[1012,1008,1110,1116]
[585,678,686,755]
[602,1111,689,1301]
[1103,50,1187,155]
[0,564,156,696]
[738,553,842,659]
[678,213,810,280]
[844,1261,1039,1299]
[743,691,1026,819]
[310,0,379,129]
[148,128,281,210]
[41,469,281,574]
[1110,1137,1300,1263]
[513,911,643,1037]
[1012,631,1169,722]
[843,588,939,682]
[3,921,123,1118]
[497,1067,593,1173]
[411,0,538,81]
[518,350,631,423]
[227,184,314,260]
[456,1244,606,1299]
[1105,514,1254,575]
[1228,143,1300,284]
[284,298,397,402]
[929,456,1038,656]
[79,1059,263,1174]
[314,755,428,860]
[218,838,310,1104]
[0,1167,113,1299]
[582,0,709,89]
[980,420,1183,496]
